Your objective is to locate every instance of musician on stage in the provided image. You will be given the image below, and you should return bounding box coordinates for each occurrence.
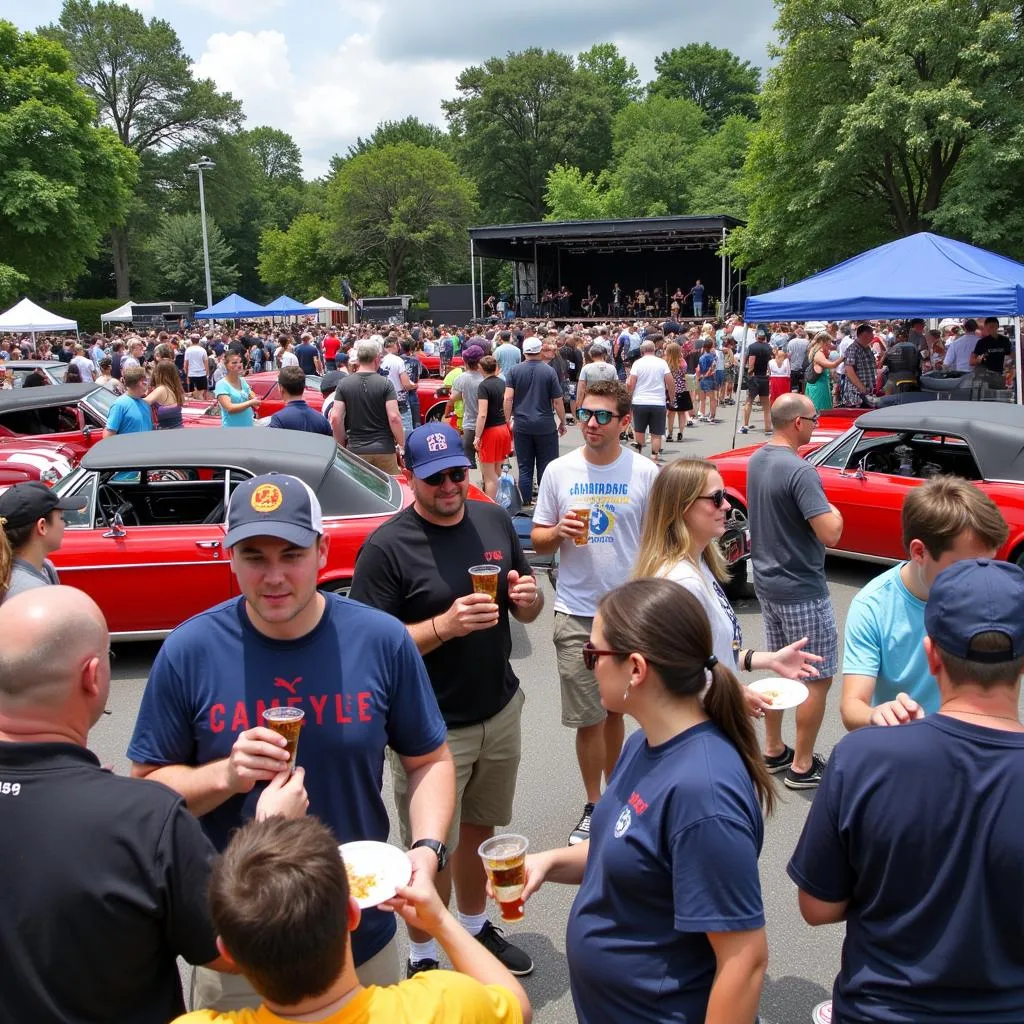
[582,286,599,317]
[610,282,622,316]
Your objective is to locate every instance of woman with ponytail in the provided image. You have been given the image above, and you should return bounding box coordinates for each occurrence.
[513,578,772,1024]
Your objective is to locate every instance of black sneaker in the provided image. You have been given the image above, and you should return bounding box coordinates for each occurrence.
[475,921,534,976]
[784,753,827,790]
[569,802,595,845]
[407,958,439,977]
[764,744,794,774]
[675,432,683,441]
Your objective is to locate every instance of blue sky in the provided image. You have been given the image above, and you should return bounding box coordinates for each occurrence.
[8,0,776,178]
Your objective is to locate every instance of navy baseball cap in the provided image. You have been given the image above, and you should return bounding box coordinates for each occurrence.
[0,481,87,528]
[404,423,472,478]
[224,473,323,549]
[925,559,1024,662]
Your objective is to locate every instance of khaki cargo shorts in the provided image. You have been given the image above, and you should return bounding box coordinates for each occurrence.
[553,611,605,728]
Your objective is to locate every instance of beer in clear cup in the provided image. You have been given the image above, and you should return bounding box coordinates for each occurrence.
[478,834,529,922]
[570,505,591,546]
[468,564,500,600]
[262,706,304,774]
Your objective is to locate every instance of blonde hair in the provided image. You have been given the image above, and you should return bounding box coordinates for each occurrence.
[806,331,831,369]
[664,342,682,372]
[634,459,729,583]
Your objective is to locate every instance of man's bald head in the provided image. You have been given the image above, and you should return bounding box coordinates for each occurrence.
[0,587,108,708]
[771,392,816,429]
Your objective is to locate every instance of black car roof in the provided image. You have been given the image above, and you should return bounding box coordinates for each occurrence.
[855,403,1024,481]
[0,383,103,410]
[4,360,64,369]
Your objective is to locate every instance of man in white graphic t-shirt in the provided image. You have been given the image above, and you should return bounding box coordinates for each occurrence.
[531,378,659,846]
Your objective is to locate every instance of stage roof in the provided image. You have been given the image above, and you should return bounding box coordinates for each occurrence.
[469,215,743,261]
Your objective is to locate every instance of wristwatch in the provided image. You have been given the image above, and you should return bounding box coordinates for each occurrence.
[411,838,449,871]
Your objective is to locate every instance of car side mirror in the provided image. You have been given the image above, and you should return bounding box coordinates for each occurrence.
[83,424,92,440]
[103,513,127,539]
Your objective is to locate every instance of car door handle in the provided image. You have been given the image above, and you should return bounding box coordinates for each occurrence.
[195,540,221,549]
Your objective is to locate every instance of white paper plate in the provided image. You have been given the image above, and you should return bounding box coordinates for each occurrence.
[748,677,810,710]
[338,841,413,909]
[811,1000,833,1024]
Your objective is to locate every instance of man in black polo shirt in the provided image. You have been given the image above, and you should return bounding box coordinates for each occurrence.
[971,317,1013,377]
[739,327,774,434]
[268,365,331,435]
[350,422,544,980]
[0,585,307,1022]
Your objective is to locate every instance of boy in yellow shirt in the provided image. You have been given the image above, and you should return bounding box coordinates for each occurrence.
[174,816,530,1024]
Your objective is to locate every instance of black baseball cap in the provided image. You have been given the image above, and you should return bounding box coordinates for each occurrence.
[0,482,87,528]
[925,559,1024,663]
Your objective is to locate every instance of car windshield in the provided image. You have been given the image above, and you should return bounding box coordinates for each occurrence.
[82,387,116,423]
[51,467,95,528]
[312,445,401,516]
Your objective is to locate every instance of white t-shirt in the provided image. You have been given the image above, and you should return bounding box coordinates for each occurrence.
[184,345,208,377]
[628,355,671,406]
[70,356,95,382]
[534,447,659,617]
[280,350,299,368]
[380,352,407,399]
[769,358,791,378]
[662,558,742,671]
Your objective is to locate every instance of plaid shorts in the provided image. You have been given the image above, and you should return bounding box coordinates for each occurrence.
[758,595,838,680]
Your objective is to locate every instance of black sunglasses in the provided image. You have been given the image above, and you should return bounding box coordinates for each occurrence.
[576,407,620,426]
[695,489,728,508]
[422,467,468,487]
[582,640,627,670]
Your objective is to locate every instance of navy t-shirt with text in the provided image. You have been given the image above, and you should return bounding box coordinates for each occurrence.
[788,716,1024,1022]
[566,723,765,1023]
[127,593,446,966]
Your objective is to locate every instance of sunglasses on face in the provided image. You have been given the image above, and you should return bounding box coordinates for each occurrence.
[421,467,468,487]
[798,412,820,424]
[582,640,626,671]
[695,489,728,508]
[576,407,620,426]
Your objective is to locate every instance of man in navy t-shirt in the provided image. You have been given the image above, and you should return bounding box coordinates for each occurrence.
[789,559,1024,1023]
[128,472,455,1012]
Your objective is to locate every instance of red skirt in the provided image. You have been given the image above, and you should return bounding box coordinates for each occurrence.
[769,375,790,405]
[478,424,513,462]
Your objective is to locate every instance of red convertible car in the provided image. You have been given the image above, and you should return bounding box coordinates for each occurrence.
[710,403,1024,569]
[48,429,491,639]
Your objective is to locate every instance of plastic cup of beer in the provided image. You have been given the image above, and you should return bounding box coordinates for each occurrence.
[262,706,304,774]
[478,834,529,922]
[570,505,591,546]
[469,564,500,600]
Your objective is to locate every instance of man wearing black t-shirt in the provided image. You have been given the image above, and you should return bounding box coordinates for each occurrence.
[0,585,308,1023]
[350,422,544,980]
[971,317,1013,377]
[740,328,774,434]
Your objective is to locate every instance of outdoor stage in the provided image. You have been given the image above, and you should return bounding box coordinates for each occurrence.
[467,214,746,322]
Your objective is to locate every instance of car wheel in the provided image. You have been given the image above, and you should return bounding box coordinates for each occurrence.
[721,500,752,601]
[425,404,445,423]
[320,578,352,598]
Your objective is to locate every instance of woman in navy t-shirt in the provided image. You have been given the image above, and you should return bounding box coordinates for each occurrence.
[517,578,774,1023]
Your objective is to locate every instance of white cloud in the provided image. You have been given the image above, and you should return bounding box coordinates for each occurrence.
[194,28,462,177]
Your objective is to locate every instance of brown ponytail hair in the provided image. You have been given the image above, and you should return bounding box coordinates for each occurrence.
[0,516,37,595]
[598,578,775,814]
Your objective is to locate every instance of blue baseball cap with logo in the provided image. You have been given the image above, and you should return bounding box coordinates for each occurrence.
[925,558,1024,662]
[404,423,472,479]
[224,472,324,549]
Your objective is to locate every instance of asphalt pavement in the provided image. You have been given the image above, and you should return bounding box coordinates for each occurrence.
[91,411,882,1024]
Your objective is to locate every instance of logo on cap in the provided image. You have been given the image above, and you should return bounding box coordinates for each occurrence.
[426,432,449,453]
[251,483,284,514]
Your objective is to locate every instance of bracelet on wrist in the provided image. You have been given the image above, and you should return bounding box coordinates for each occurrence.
[431,617,443,643]
[744,648,755,672]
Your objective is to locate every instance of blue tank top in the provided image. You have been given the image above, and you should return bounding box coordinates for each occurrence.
[155,403,183,429]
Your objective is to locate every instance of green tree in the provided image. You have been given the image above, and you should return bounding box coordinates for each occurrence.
[443,48,613,222]
[44,0,242,297]
[258,213,341,300]
[650,43,760,128]
[326,143,477,294]
[687,115,756,218]
[544,165,618,220]
[729,0,1024,289]
[577,43,642,114]
[148,212,237,303]
[0,22,136,299]
[346,116,449,160]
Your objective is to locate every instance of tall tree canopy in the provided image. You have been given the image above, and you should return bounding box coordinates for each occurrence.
[729,0,1024,289]
[43,0,242,296]
[0,21,136,302]
[346,116,449,160]
[148,212,237,303]
[326,143,477,295]
[577,42,643,114]
[650,43,760,127]
[443,48,613,222]
[258,213,341,300]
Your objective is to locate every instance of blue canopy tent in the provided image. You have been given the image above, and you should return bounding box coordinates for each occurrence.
[262,295,319,317]
[732,232,1024,442]
[193,293,267,320]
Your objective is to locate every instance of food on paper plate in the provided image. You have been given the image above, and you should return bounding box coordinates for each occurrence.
[760,689,782,706]
[345,867,379,901]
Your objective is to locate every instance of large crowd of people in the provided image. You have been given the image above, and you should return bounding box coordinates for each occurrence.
[0,309,1021,1024]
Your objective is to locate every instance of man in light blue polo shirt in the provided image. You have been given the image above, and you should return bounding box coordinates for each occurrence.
[839,478,1007,729]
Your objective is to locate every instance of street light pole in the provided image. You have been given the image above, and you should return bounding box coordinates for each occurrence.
[188,156,216,309]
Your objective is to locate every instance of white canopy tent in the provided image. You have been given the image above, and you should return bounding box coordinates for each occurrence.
[100,300,134,324]
[0,298,78,338]
[306,295,347,311]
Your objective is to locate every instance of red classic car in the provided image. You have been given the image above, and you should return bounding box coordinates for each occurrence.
[183,372,325,420]
[417,353,463,377]
[0,384,119,458]
[0,441,78,490]
[4,360,70,386]
[711,403,1024,569]
[48,429,491,639]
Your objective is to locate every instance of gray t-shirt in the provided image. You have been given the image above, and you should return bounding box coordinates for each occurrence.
[505,360,561,436]
[452,369,485,432]
[747,443,831,602]
[578,361,618,387]
[5,558,59,602]
[787,337,809,371]
[334,371,398,454]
